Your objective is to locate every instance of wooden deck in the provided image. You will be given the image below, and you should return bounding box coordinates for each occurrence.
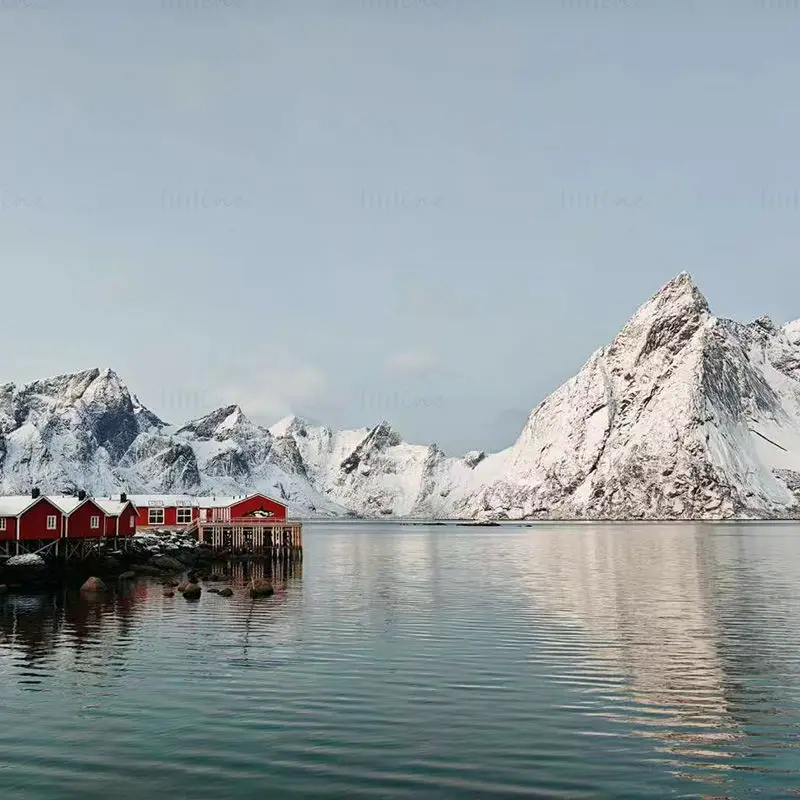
[185,517,303,557]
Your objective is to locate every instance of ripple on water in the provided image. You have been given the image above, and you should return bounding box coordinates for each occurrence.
[2,524,800,798]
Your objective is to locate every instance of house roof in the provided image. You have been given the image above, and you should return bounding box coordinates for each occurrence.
[126,493,284,509]
[0,494,134,517]
[0,495,39,516]
[95,499,136,516]
[48,497,83,514]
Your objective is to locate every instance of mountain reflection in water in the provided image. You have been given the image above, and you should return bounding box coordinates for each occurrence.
[1,524,799,799]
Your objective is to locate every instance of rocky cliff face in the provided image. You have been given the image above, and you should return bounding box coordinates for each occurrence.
[2,274,799,519]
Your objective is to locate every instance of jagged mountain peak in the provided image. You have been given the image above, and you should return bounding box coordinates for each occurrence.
[782,319,800,344]
[631,272,710,326]
[176,404,255,440]
[603,273,712,370]
[366,420,403,448]
[270,414,318,438]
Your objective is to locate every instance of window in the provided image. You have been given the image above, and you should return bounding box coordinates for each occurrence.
[47,515,57,530]
[176,508,192,525]
[130,516,135,529]
[90,515,100,529]
[0,518,6,530]
[148,508,165,525]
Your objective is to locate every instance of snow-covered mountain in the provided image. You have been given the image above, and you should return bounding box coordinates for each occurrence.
[450,273,800,519]
[0,369,345,516]
[2,273,800,519]
[272,273,800,520]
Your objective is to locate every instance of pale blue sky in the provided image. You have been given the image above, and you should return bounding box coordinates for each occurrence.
[2,0,800,454]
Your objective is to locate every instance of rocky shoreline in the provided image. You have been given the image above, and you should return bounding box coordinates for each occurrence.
[0,530,276,598]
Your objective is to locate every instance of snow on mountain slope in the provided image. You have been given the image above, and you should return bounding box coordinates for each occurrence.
[450,273,800,519]
[268,416,485,517]
[0,371,343,516]
[2,273,799,519]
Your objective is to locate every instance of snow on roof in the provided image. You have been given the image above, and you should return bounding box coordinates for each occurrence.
[48,496,83,514]
[0,496,37,516]
[0,494,132,517]
[126,493,284,509]
[95,499,131,516]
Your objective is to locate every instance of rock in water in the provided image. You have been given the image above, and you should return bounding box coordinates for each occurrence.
[0,584,8,596]
[118,571,136,580]
[81,577,106,593]
[183,584,202,600]
[163,589,175,598]
[218,588,233,597]
[248,579,274,598]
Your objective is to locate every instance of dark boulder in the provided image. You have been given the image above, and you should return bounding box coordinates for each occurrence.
[183,584,202,600]
[248,579,274,599]
[218,587,234,597]
[80,576,106,593]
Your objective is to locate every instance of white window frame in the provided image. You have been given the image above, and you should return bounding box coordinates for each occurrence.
[47,515,57,531]
[0,518,6,531]
[130,515,135,529]
[148,508,165,525]
[90,515,100,529]
[176,507,193,525]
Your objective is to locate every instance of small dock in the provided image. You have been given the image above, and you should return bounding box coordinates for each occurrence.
[185,517,303,559]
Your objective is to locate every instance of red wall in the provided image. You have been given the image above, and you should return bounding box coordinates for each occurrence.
[0,517,16,541]
[66,500,106,539]
[137,506,180,527]
[19,498,63,541]
[229,494,287,520]
[133,496,286,527]
[102,504,137,537]
[118,505,137,537]
[104,511,118,537]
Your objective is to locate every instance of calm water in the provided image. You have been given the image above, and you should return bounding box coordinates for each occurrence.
[2,523,800,799]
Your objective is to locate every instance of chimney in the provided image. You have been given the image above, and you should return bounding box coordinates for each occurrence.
[78,489,87,501]
[120,492,127,503]
[31,487,40,499]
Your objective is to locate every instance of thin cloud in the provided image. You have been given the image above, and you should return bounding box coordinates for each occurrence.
[218,364,329,425]
[384,350,440,378]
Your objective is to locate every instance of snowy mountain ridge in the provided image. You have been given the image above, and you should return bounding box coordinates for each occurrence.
[2,273,800,519]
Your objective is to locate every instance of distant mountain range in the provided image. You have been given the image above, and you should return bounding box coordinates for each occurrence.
[2,273,800,519]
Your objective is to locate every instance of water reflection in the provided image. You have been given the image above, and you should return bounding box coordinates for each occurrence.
[2,525,799,798]
[0,559,302,690]
[0,586,143,688]
[506,523,800,792]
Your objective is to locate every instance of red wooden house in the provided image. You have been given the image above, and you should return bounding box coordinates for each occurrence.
[51,495,108,539]
[129,493,287,529]
[96,497,138,538]
[21,496,63,540]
